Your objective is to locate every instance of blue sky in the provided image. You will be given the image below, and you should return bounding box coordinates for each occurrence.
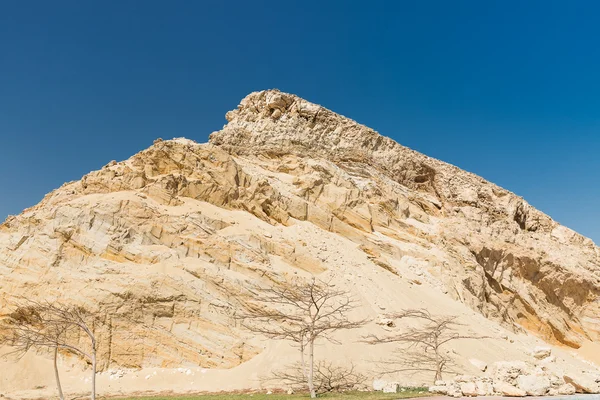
[1,1,599,243]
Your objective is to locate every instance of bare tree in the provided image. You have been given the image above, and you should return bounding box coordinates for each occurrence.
[0,304,67,400]
[0,299,100,400]
[237,277,367,398]
[364,309,485,383]
[269,361,367,394]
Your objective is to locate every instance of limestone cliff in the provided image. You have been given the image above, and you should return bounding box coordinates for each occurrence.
[211,90,600,347]
[0,90,599,383]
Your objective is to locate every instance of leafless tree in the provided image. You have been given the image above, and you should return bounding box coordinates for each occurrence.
[269,361,367,394]
[237,277,368,398]
[0,299,100,400]
[363,309,485,383]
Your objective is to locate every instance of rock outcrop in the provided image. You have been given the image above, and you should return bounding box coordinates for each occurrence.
[210,90,600,348]
[0,89,599,397]
[425,358,599,397]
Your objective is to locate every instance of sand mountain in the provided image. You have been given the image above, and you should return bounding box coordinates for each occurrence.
[1,89,599,397]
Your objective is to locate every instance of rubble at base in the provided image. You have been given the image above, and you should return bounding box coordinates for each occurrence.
[374,357,600,397]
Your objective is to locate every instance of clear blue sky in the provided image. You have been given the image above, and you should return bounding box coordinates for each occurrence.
[1,1,599,243]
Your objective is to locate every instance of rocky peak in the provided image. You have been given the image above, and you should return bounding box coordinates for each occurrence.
[212,90,597,246]
[1,90,600,398]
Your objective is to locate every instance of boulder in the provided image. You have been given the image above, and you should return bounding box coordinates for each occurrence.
[446,384,463,398]
[516,374,550,396]
[531,346,552,360]
[475,380,494,396]
[491,361,530,384]
[382,383,399,393]
[548,374,563,388]
[372,379,387,391]
[469,358,488,372]
[557,383,577,395]
[494,381,527,397]
[563,375,600,394]
[459,381,478,397]
[429,385,448,395]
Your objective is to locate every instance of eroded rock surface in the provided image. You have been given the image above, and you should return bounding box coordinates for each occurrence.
[0,90,599,395]
[211,89,600,347]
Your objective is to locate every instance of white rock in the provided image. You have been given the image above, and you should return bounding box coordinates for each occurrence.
[382,383,399,393]
[563,374,600,393]
[532,346,552,360]
[446,384,463,398]
[516,374,550,396]
[429,385,448,395]
[475,380,494,396]
[170,137,198,146]
[548,374,563,388]
[372,379,387,391]
[493,381,527,397]
[557,383,577,395]
[460,381,478,397]
[491,360,530,384]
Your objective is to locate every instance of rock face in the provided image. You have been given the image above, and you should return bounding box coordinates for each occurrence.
[0,89,599,395]
[211,90,600,348]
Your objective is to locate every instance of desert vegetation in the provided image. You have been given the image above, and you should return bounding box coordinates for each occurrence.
[0,299,101,400]
[237,277,368,398]
[363,309,485,383]
[0,278,451,400]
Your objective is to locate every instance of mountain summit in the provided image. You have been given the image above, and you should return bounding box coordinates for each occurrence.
[1,90,599,397]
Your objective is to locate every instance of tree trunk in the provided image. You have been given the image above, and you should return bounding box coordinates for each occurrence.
[434,341,442,383]
[53,347,65,400]
[308,339,316,398]
[91,348,96,400]
[434,353,442,383]
[300,342,308,380]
